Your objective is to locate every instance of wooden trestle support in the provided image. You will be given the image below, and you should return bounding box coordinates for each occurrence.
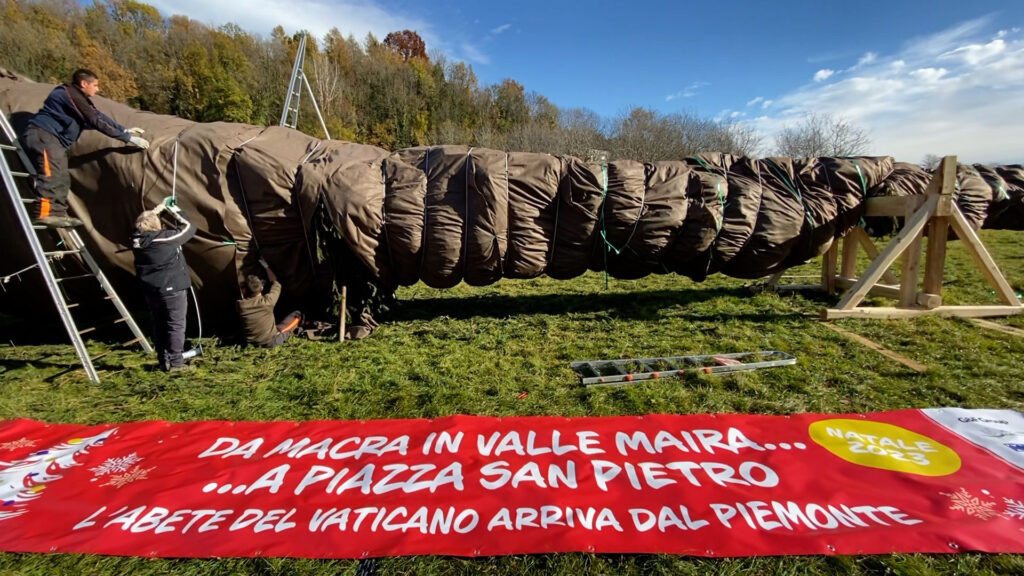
[766,155,1023,320]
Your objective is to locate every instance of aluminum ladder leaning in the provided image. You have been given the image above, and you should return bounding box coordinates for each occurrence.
[0,108,152,383]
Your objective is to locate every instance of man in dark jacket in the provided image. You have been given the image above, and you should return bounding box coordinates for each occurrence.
[131,199,195,371]
[22,68,150,227]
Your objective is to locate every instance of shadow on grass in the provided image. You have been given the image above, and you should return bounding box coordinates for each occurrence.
[0,356,86,382]
[390,287,814,322]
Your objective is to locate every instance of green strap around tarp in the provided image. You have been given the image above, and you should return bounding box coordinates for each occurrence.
[764,158,815,229]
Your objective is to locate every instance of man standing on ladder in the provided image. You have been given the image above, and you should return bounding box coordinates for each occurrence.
[21,68,150,227]
[131,199,194,372]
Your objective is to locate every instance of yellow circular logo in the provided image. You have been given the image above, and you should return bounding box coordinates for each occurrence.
[808,419,961,476]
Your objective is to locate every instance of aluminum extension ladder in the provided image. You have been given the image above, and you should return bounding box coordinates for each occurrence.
[279,33,331,138]
[0,109,151,383]
[571,351,797,386]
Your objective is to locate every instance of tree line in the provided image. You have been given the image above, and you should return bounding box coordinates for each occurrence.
[1,0,871,160]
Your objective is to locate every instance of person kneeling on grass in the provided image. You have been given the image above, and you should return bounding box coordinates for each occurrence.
[236,259,303,348]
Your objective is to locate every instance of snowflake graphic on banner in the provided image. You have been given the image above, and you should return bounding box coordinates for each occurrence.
[0,428,116,522]
[91,453,143,477]
[941,487,1000,520]
[1005,498,1024,521]
[102,465,154,488]
[0,438,37,452]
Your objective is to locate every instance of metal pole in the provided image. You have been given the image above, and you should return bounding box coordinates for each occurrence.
[301,71,331,140]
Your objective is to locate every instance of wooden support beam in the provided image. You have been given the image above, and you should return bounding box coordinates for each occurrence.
[820,322,928,373]
[949,205,1023,307]
[922,217,949,298]
[339,285,347,342]
[840,232,859,279]
[899,199,924,307]
[823,241,838,294]
[851,228,900,286]
[824,305,1024,320]
[835,195,937,310]
[864,195,927,217]
[835,277,901,299]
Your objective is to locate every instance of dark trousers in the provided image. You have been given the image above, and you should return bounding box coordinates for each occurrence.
[145,289,188,369]
[21,126,70,216]
[266,310,303,348]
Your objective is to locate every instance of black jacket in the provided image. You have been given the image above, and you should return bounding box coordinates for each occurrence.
[131,214,196,294]
[29,84,130,149]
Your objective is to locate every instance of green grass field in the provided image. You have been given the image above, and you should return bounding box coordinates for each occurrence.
[2,230,1023,575]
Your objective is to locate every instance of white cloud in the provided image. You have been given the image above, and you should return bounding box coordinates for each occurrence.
[491,23,512,35]
[147,1,422,41]
[940,38,1006,65]
[761,99,773,109]
[909,67,948,83]
[746,96,764,107]
[666,81,710,101]
[813,69,835,82]
[856,52,877,67]
[751,18,1024,163]
[145,1,486,66]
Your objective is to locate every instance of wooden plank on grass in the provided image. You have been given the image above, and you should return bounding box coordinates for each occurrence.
[820,322,928,373]
[968,318,1024,339]
[824,305,1024,320]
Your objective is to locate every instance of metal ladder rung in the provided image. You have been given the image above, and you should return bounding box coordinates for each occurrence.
[0,143,16,150]
[9,171,29,178]
[21,197,34,203]
[45,250,81,258]
[65,294,115,308]
[575,363,600,379]
[121,337,144,347]
[77,317,129,336]
[56,274,94,283]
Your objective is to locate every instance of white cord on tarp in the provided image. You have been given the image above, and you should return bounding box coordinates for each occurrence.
[170,136,204,359]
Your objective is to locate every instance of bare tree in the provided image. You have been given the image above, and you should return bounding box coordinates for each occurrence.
[774,112,871,157]
[921,154,942,171]
[608,107,757,161]
[725,122,763,157]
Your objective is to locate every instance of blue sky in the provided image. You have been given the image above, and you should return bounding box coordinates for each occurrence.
[146,0,1024,163]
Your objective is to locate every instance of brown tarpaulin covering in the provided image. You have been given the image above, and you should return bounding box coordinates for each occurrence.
[2,78,1022,333]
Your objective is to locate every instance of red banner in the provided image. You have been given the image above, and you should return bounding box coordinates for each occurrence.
[2,409,1023,558]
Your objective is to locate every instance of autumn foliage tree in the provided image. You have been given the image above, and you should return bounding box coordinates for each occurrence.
[1,0,763,159]
[382,30,427,62]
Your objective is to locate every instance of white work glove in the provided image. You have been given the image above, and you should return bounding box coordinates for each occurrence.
[127,127,145,135]
[259,258,269,268]
[129,135,150,150]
